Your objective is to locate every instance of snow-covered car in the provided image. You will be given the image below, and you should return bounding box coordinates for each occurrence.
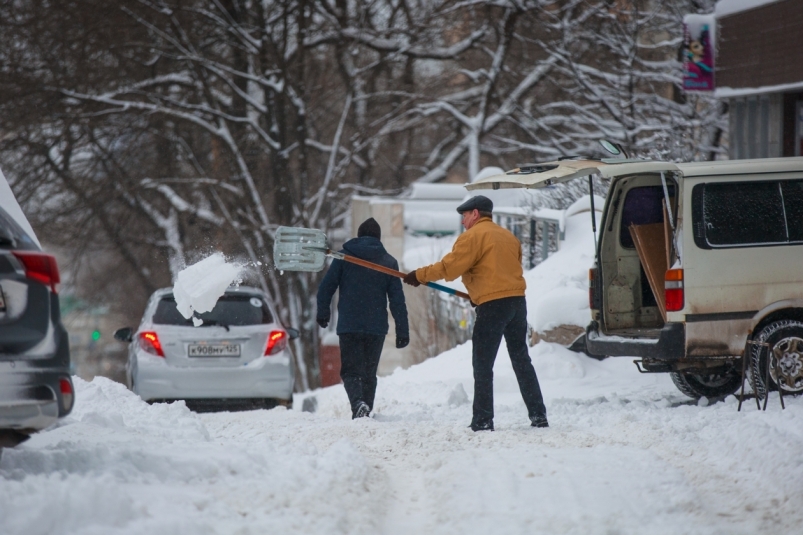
[468,153,803,400]
[114,286,297,410]
[0,169,74,448]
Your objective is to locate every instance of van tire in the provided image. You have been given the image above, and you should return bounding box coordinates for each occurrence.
[750,319,803,398]
[670,370,742,400]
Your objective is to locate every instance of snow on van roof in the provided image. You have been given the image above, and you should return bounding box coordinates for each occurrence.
[676,157,803,177]
[467,157,803,191]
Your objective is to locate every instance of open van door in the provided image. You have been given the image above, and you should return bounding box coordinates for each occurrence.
[466,160,605,191]
[466,159,681,191]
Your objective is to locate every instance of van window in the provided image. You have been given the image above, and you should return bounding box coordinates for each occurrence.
[693,179,803,248]
[620,186,673,248]
[782,180,803,241]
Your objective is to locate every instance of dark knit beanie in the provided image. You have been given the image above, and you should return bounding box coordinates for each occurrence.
[357,217,381,240]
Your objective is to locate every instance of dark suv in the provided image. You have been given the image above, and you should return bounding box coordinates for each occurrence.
[0,205,73,447]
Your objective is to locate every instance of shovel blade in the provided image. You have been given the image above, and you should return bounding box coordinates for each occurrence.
[273,226,329,272]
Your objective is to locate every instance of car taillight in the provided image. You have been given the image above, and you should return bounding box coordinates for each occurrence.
[12,251,60,293]
[665,269,684,312]
[588,268,596,309]
[139,331,165,357]
[59,377,74,412]
[265,330,288,356]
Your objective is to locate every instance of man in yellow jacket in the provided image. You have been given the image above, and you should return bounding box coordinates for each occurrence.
[403,195,548,431]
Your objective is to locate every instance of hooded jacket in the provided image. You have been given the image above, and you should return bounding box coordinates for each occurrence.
[414,217,526,305]
[316,236,409,337]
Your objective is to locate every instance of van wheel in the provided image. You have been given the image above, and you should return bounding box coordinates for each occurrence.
[750,319,803,399]
[670,370,742,400]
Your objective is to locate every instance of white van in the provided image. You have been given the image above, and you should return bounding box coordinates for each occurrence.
[469,156,803,399]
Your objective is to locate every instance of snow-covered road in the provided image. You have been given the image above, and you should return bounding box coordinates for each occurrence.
[2,341,802,535]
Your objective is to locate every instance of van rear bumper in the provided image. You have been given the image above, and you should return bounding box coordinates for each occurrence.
[585,322,685,360]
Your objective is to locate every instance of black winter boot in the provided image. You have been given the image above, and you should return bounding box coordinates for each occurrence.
[469,420,494,432]
[530,416,549,428]
[353,401,370,419]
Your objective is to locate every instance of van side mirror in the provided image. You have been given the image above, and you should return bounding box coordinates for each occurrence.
[286,327,300,340]
[114,327,133,343]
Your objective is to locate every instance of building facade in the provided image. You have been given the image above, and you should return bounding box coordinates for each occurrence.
[715,0,803,158]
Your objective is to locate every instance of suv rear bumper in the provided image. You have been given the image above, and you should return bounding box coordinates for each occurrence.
[585,322,685,360]
[0,398,59,433]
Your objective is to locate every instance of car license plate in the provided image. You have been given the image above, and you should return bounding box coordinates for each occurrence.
[0,286,5,312]
[188,343,241,357]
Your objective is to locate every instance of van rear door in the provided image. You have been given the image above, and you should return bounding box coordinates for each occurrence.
[466,160,681,190]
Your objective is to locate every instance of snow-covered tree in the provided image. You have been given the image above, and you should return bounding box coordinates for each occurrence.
[0,0,725,388]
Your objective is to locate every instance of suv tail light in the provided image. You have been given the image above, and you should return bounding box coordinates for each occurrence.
[139,331,165,357]
[265,330,288,356]
[588,268,597,309]
[665,269,684,312]
[59,377,74,412]
[12,251,60,293]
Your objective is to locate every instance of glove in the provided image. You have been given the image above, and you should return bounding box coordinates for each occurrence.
[403,271,421,287]
[396,336,410,349]
[317,317,329,329]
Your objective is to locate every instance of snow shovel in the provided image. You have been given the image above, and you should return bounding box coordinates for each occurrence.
[273,226,471,300]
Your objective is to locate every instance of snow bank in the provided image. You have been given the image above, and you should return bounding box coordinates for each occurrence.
[0,377,382,535]
[525,200,600,332]
[173,253,243,324]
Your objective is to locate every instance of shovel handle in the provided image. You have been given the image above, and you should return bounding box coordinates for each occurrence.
[338,253,471,301]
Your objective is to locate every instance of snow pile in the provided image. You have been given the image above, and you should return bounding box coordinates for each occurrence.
[0,378,381,535]
[525,196,600,332]
[299,342,803,534]
[173,252,243,326]
[3,334,803,534]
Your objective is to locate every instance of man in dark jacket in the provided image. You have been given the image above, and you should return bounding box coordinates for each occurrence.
[316,218,409,419]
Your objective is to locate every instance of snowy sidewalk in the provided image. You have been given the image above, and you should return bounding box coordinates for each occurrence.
[1,341,802,535]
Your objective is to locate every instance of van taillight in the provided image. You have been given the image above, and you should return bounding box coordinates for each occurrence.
[589,268,601,309]
[139,331,165,357]
[665,269,684,312]
[12,251,60,293]
[265,330,288,356]
[59,377,74,412]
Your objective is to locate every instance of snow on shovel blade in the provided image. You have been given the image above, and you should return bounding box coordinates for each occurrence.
[273,226,329,272]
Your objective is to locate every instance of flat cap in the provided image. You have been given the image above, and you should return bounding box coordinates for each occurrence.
[455,195,493,214]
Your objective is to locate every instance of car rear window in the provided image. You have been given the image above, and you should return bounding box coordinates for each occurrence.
[0,206,39,251]
[153,295,274,326]
[692,179,803,248]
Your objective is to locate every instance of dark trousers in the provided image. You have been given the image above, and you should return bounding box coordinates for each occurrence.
[338,333,385,415]
[472,296,547,425]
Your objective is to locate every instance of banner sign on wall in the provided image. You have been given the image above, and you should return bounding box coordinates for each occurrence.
[682,14,716,92]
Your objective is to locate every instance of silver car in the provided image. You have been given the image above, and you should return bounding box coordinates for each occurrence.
[114,286,297,410]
